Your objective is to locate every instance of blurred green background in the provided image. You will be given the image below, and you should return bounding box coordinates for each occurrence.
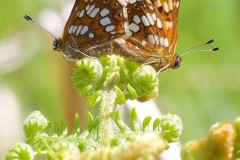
[0,0,239,158]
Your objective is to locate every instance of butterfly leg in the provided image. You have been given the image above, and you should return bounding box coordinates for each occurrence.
[138,59,159,71]
[74,49,94,58]
[156,64,170,74]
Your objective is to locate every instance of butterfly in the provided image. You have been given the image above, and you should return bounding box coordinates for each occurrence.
[24,0,217,72]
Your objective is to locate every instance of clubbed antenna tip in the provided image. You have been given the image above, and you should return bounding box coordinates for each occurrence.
[206,39,215,44]
[212,47,219,51]
[24,15,32,21]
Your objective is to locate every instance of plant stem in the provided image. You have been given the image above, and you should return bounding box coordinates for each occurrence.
[98,89,117,147]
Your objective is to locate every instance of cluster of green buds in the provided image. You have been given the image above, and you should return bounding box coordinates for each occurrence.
[71,55,159,106]
[6,109,182,160]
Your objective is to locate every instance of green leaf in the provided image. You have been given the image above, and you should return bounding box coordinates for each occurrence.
[115,86,126,105]
[86,112,95,132]
[131,108,140,131]
[114,111,131,133]
[143,116,152,131]
[126,84,138,100]
[72,114,80,135]
[88,91,102,107]
[153,118,161,131]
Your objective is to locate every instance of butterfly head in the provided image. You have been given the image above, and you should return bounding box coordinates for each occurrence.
[53,38,61,52]
[171,55,181,69]
[53,38,81,59]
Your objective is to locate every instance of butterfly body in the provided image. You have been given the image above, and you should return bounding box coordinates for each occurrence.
[55,0,181,71]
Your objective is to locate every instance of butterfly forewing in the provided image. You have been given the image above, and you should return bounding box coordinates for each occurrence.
[62,0,126,49]
[127,1,167,52]
[126,0,180,56]
[157,0,180,56]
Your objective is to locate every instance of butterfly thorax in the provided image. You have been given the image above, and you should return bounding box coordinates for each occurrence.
[54,38,85,59]
[142,49,181,71]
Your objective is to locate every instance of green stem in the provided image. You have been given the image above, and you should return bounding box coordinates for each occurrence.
[98,90,117,147]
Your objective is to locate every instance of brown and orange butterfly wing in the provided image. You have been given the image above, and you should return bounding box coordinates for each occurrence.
[156,0,181,58]
[112,0,180,69]
[62,0,127,49]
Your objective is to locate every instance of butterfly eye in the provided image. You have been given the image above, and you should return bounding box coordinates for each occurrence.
[53,38,59,51]
[172,56,181,69]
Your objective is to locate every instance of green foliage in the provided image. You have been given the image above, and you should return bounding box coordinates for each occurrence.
[6,56,183,159]
[6,143,34,160]
[72,55,159,106]
[6,109,182,159]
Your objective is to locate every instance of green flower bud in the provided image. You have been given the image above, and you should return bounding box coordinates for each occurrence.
[72,58,103,95]
[47,141,80,160]
[160,114,183,143]
[23,111,48,140]
[71,55,160,106]
[132,65,158,99]
[6,143,34,160]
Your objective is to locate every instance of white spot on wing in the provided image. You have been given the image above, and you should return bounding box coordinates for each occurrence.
[76,25,83,35]
[168,0,173,10]
[100,17,111,26]
[72,26,78,33]
[156,0,162,7]
[160,37,164,46]
[133,15,141,24]
[154,35,159,45]
[142,15,150,26]
[129,23,140,32]
[157,18,162,28]
[90,8,100,18]
[105,25,115,32]
[129,0,137,4]
[151,13,157,21]
[87,5,95,15]
[129,31,133,36]
[164,38,169,47]
[165,21,173,29]
[146,13,154,25]
[142,39,147,46]
[85,5,90,10]
[89,32,94,38]
[100,8,109,17]
[80,26,89,35]
[69,25,73,34]
[176,1,180,8]
[148,34,155,45]
[163,2,169,13]
[79,10,84,18]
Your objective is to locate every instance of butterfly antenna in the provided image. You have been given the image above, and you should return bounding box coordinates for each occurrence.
[24,14,57,41]
[179,39,219,57]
